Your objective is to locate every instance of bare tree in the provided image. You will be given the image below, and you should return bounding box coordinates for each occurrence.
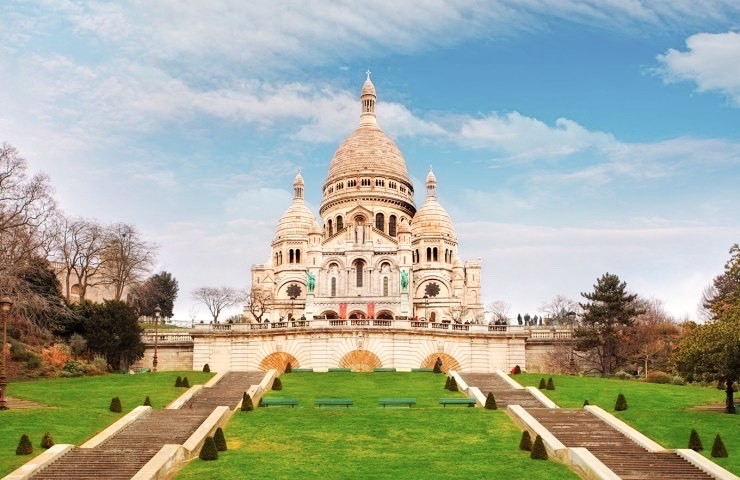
[101,223,157,301]
[446,304,470,323]
[622,297,680,377]
[487,300,510,325]
[52,217,108,302]
[539,294,578,325]
[245,288,272,323]
[192,286,240,323]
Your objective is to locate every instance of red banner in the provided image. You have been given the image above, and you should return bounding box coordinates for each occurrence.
[367,303,375,318]
[339,303,347,319]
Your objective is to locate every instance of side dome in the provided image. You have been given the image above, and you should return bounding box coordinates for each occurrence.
[274,171,317,241]
[411,167,456,240]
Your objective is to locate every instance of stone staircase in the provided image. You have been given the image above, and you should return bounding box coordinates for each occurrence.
[462,372,545,408]
[29,372,263,480]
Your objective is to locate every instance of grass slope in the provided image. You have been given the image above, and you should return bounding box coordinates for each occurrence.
[514,373,739,474]
[0,371,213,476]
[177,373,577,480]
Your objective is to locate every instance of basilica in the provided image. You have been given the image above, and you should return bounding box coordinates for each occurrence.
[250,76,483,323]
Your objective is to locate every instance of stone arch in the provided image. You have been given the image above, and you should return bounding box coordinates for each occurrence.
[376,310,394,320]
[348,310,366,319]
[320,310,339,319]
[421,353,460,373]
[259,352,299,372]
[339,350,382,372]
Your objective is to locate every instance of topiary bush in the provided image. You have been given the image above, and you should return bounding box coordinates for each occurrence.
[285,362,292,373]
[646,371,672,384]
[203,363,210,373]
[241,392,253,412]
[614,393,627,411]
[583,399,589,407]
[213,427,227,451]
[109,397,122,413]
[175,376,183,387]
[182,377,190,388]
[143,396,151,406]
[688,429,703,451]
[538,378,546,389]
[546,378,555,390]
[447,376,458,391]
[530,435,548,460]
[16,434,33,455]
[513,365,521,374]
[519,431,532,451]
[484,392,497,410]
[444,376,451,390]
[199,436,218,461]
[40,432,54,449]
[711,434,728,458]
[272,377,283,391]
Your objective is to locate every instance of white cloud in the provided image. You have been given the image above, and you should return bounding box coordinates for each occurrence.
[657,31,740,106]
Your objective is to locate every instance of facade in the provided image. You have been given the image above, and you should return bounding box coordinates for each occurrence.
[250,77,483,323]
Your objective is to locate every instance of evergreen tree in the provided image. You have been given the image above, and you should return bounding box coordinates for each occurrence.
[199,436,218,461]
[182,377,190,388]
[213,427,227,451]
[484,392,497,410]
[711,434,728,458]
[76,300,145,370]
[143,396,151,406]
[16,434,33,455]
[614,393,628,411]
[175,376,182,387]
[203,363,210,373]
[688,429,703,451]
[272,377,283,390]
[530,435,548,460]
[40,432,54,449]
[447,376,458,391]
[110,397,122,413]
[241,392,254,412]
[538,378,546,389]
[444,376,451,390]
[519,431,532,451]
[285,362,292,373]
[583,399,590,407]
[546,378,555,390]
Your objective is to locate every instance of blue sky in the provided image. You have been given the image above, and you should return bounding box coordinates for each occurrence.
[1,1,739,321]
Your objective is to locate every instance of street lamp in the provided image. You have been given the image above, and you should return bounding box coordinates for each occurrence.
[1,296,13,410]
[424,295,429,322]
[153,305,161,373]
[566,311,576,372]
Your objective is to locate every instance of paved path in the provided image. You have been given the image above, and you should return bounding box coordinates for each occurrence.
[29,372,263,480]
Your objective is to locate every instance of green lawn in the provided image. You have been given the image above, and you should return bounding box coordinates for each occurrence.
[0,371,213,476]
[514,373,740,474]
[176,373,578,480]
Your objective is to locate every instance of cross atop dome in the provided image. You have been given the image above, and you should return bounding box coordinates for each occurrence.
[366,69,371,81]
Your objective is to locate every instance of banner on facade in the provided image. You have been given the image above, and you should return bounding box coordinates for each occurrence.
[339,303,347,319]
[367,303,375,318]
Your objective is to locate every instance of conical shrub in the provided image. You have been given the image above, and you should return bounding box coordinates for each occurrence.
[272,377,283,391]
[546,378,555,390]
[444,376,451,390]
[513,365,521,374]
[182,377,190,388]
[485,392,498,410]
[175,376,183,387]
[519,431,532,451]
[538,378,546,389]
[285,362,292,373]
[214,427,227,451]
[711,434,728,458]
[109,397,122,413]
[16,434,33,455]
[143,396,151,406]
[530,435,548,460]
[583,399,589,407]
[241,392,253,412]
[199,436,218,461]
[614,393,628,411]
[447,376,458,392]
[688,429,703,451]
[203,364,210,373]
[40,432,55,449]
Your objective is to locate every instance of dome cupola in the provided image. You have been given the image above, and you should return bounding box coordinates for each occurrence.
[410,167,456,240]
[274,170,317,242]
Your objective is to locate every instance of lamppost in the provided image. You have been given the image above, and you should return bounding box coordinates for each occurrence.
[424,295,429,322]
[153,305,161,373]
[0,296,13,410]
[566,311,576,372]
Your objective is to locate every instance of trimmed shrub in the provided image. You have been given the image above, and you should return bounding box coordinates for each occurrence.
[530,435,548,460]
[40,432,55,449]
[513,365,521,374]
[646,371,671,384]
[519,431,532,451]
[711,434,728,458]
[444,376,451,390]
[538,378,546,389]
[484,392,497,410]
[583,399,589,407]
[16,434,33,455]
[688,429,703,451]
[272,377,283,391]
[447,376,458,392]
[546,378,555,391]
[175,376,183,387]
[203,364,210,373]
[241,392,253,412]
[214,427,227,451]
[110,397,122,413]
[614,393,627,411]
[182,377,190,388]
[614,370,631,380]
[285,362,292,373]
[671,375,686,385]
[143,396,152,406]
[199,436,218,461]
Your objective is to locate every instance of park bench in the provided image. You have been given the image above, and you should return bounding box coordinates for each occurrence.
[378,398,416,408]
[260,397,299,408]
[292,368,314,372]
[328,368,352,372]
[439,398,476,407]
[315,398,353,408]
[411,368,434,372]
[373,368,396,372]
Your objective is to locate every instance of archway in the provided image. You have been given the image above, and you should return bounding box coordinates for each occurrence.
[259,352,299,372]
[339,350,382,372]
[321,310,339,319]
[421,353,460,373]
[348,311,366,319]
[376,310,394,320]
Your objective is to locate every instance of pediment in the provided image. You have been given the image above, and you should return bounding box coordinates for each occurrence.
[346,204,374,223]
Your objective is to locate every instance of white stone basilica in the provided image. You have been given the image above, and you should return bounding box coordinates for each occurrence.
[250,76,483,323]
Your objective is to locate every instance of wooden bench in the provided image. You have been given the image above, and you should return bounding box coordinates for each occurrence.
[328,368,352,372]
[373,368,396,372]
[439,398,476,407]
[378,398,416,408]
[315,398,353,408]
[292,368,314,372]
[411,368,434,372]
[260,397,298,408]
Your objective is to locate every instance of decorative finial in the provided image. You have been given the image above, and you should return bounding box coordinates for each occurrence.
[298,168,301,175]
[429,165,433,172]
[366,69,371,81]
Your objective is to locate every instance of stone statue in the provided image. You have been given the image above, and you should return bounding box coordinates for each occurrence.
[400,269,408,291]
[307,271,316,293]
[355,224,364,243]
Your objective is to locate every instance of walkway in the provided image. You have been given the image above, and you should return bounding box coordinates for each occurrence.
[29,372,263,480]
[460,373,715,480]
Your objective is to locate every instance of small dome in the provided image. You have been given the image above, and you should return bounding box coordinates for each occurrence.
[398,217,411,234]
[293,170,305,188]
[274,202,316,240]
[310,219,322,235]
[411,199,456,240]
[361,78,376,98]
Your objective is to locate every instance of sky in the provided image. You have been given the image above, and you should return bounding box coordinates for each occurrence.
[1,1,739,322]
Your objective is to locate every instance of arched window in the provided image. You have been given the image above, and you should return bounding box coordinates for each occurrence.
[426,247,431,262]
[331,277,337,297]
[383,277,389,296]
[354,259,365,287]
[278,252,283,265]
[289,249,294,263]
[389,215,397,236]
[375,212,385,232]
[274,252,279,265]
[337,215,344,231]
[328,219,333,236]
[415,249,419,264]
[296,249,301,263]
[433,247,438,262]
